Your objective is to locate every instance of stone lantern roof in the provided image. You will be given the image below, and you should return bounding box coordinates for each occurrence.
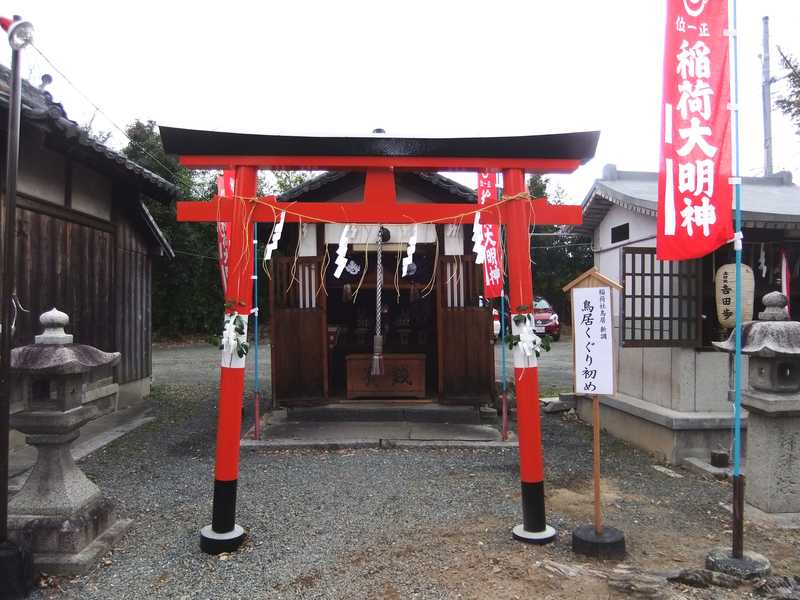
[10,308,120,374]
[713,292,800,357]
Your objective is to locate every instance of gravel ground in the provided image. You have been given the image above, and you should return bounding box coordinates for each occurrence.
[31,383,800,599]
[152,332,573,396]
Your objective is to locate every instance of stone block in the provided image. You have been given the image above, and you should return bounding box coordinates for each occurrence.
[618,346,643,398]
[695,352,730,411]
[671,347,696,412]
[746,411,800,513]
[642,347,671,408]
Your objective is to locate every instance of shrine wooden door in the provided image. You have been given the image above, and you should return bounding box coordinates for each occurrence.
[436,256,495,403]
[270,257,328,404]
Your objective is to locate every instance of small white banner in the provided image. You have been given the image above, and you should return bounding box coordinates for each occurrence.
[572,287,614,395]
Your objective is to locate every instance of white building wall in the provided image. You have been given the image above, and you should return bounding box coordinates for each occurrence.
[590,203,730,415]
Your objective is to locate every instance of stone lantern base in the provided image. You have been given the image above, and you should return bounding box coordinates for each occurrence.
[8,499,132,575]
[743,391,800,515]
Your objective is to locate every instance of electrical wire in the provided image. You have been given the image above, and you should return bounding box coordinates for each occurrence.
[30,43,184,183]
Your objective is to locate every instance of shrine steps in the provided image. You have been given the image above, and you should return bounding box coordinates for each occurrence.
[286,403,481,424]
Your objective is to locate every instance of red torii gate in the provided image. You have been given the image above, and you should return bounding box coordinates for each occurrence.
[164,127,599,554]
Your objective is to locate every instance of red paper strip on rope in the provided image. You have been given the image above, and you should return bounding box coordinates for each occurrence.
[478,170,503,298]
[216,170,235,292]
[656,0,733,261]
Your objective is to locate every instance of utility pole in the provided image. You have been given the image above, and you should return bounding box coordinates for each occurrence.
[0,14,35,599]
[762,16,773,177]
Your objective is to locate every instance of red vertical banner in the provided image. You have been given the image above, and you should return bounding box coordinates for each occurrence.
[216,170,235,292]
[478,170,503,298]
[657,0,733,261]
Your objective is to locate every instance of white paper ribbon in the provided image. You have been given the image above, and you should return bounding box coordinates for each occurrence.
[265,210,286,261]
[472,211,486,264]
[510,313,541,369]
[221,312,249,369]
[334,224,351,279]
[402,224,418,277]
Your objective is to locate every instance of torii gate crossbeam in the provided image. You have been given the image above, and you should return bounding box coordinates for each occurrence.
[163,127,599,554]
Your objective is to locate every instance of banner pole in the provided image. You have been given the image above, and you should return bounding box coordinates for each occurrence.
[499,185,509,441]
[729,0,744,560]
[253,223,260,441]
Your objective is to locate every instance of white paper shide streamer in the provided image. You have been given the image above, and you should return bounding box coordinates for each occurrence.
[334,224,351,279]
[402,225,418,277]
[264,210,286,261]
[472,211,486,264]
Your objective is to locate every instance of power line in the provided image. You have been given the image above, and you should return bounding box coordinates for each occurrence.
[29,43,186,184]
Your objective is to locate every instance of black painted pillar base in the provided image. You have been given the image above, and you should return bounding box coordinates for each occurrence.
[512,481,556,544]
[200,480,246,555]
[0,540,33,599]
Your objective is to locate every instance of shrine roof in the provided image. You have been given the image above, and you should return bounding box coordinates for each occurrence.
[160,126,600,163]
[567,165,800,236]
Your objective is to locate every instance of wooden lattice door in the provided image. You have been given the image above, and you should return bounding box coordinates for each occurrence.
[436,256,494,402]
[269,257,327,404]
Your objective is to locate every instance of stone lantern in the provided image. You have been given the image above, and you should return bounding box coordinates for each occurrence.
[714,291,800,514]
[7,308,131,575]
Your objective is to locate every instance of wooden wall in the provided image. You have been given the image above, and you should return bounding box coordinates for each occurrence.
[13,199,115,352]
[11,189,156,386]
[114,213,153,385]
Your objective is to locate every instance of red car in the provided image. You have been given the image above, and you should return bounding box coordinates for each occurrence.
[489,295,561,341]
[533,296,560,341]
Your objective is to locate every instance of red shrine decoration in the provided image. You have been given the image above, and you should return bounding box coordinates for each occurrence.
[163,127,599,554]
[657,0,733,260]
[477,170,503,299]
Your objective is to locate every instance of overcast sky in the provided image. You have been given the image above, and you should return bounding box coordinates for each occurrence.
[12,0,800,202]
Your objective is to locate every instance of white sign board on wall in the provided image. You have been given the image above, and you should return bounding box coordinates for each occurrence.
[572,287,614,395]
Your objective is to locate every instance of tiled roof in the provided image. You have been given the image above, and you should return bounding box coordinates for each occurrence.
[567,165,800,236]
[0,64,179,201]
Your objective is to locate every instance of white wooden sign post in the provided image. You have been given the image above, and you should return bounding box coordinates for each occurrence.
[563,268,626,559]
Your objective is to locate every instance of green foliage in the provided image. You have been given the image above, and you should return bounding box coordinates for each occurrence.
[122,120,222,338]
[121,121,314,338]
[527,175,593,320]
[777,48,800,135]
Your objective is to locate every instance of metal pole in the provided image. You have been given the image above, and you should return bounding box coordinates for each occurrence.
[0,32,22,546]
[252,224,260,441]
[0,16,36,598]
[731,0,745,560]
[762,16,773,177]
[499,186,508,442]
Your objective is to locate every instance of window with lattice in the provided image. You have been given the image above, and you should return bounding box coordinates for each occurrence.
[621,247,702,347]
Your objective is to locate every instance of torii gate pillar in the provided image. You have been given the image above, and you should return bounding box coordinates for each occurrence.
[504,168,556,543]
[199,165,257,554]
